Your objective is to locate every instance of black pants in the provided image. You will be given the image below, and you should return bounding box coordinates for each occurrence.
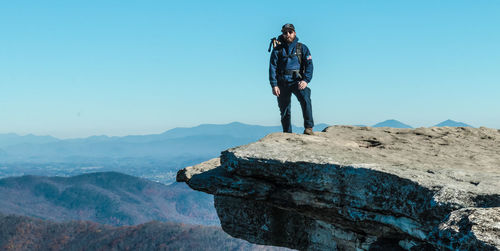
[277,83,314,133]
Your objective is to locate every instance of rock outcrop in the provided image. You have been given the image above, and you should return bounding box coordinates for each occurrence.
[177,126,500,250]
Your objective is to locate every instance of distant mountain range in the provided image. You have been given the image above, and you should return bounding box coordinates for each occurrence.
[372,119,473,129]
[0,172,217,226]
[0,120,475,182]
[0,120,476,147]
[0,122,330,160]
[0,213,288,251]
[0,122,329,182]
[0,133,59,148]
[0,122,330,144]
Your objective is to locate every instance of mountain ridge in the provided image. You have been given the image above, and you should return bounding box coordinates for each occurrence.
[0,121,479,182]
[0,122,329,142]
[372,119,413,128]
[0,171,218,226]
[1,120,480,143]
[0,212,289,251]
[433,119,473,127]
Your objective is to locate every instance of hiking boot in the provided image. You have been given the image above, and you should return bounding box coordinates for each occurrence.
[303,128,314,135]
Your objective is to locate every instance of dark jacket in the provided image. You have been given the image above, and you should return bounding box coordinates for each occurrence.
[269,36,313,87]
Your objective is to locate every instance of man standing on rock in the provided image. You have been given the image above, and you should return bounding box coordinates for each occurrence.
[269,23,314,135]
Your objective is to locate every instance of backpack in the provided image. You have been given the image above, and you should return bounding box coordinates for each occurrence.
[268,36,303,65]
[269,36,305,79]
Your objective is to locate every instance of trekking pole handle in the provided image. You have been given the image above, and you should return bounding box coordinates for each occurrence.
[268,38,275,52]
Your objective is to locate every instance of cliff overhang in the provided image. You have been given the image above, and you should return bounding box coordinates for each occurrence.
[178,126,500,250]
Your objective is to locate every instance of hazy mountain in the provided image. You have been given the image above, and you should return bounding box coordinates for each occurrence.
[155,122,329,140]
[372,119,413,128]
[0,133,60,148]
[0,172,218,226]
[1,122,330,147]
[120,122,282,143]
[0,122,330,181]
[0,213,289,251]
[433,119,473,127]
[3,134,254,160]
[1,122,330,160]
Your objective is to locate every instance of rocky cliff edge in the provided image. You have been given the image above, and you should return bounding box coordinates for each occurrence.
[177,126,500,250]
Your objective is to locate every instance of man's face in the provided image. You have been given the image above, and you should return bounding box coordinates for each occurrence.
[282,29,296,43]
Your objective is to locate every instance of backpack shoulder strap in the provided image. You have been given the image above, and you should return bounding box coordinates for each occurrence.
[276,44,285,59]
[296,42,302,66]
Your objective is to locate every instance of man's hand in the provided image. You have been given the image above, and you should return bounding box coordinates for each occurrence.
[298,81,308,90]
[272,86,280,97]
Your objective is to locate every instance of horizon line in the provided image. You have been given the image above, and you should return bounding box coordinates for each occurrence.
[0,119,479,140]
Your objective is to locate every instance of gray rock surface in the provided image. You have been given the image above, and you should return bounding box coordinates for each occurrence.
[177,126,500,250]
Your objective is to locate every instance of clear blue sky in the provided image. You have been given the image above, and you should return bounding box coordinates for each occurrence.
[1,0,499,138]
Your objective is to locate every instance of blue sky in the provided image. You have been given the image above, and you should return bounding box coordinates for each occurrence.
[1,1,499,138]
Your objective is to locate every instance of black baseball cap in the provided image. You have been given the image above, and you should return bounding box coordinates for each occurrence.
[281,23,295,32]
